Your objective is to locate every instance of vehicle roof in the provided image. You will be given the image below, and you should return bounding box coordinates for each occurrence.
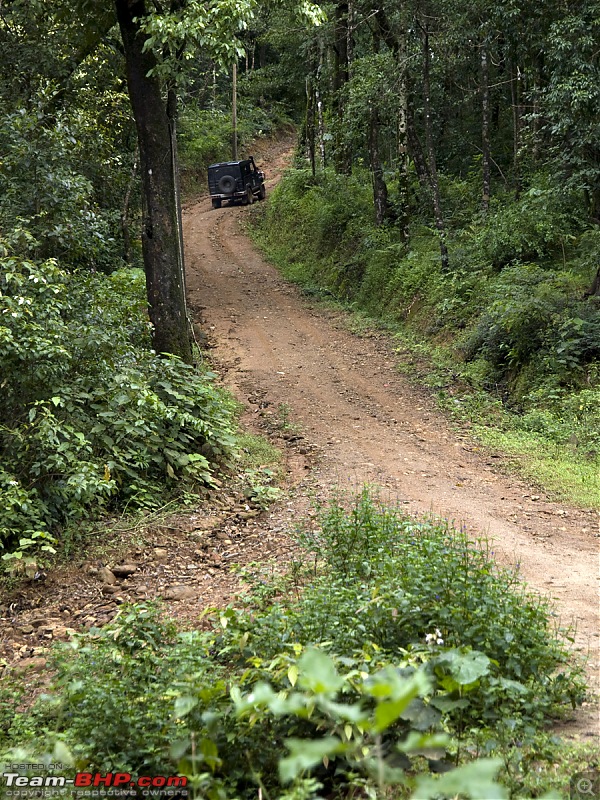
[208,159,254,168]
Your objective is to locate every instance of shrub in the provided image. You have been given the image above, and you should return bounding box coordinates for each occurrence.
[0,107,126,271]
[0,245,236,559]
[0,609,514,799]
[219,489,584,732]
[469,183,581,269]
[3,492,585,798]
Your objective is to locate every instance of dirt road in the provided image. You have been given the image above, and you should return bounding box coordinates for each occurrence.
[184,139,599,739]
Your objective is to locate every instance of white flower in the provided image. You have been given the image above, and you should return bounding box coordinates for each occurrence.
[425,628,444,646]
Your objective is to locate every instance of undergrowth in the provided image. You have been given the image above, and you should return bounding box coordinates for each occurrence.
[0,239,238,564]
[1,489,589,799]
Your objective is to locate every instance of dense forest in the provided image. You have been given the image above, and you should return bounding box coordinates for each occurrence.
[0,0,598,797]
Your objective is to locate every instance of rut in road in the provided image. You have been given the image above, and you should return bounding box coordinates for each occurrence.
[183,143,599,740]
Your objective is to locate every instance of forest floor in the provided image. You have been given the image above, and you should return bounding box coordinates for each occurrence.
[2,135,598,743]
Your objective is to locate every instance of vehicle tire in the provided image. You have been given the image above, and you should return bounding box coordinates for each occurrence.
[242,186,254,205]
[258,183,266,200]
[217,175,236,193]
[211,197,222,209]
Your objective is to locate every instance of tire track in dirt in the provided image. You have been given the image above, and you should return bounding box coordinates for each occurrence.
[183,140,599,740]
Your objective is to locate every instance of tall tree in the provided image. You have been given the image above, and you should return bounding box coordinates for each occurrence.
[418,10,449,271]
[332,0,352,174]
[115,0,191,361]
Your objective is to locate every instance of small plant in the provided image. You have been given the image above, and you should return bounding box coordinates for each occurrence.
[241,467,282,509]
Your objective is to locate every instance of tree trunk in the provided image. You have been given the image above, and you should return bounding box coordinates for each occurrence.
[305,76,317,177]
[368,4,409,238]
[121,152,138,265]
[332,0,351,174]
[481,44,491,212]
[316,46,326,169]
[368,104,389,225]
[421,21,449,271]
[587,264,600,297]
[407,104,430,187]
[511,62,521,199]
[396,39,409,243]
[232,61,238,160]
[167,85,187,306]
[115,0,192,363]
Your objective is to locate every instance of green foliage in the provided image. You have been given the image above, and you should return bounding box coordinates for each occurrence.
[178,102,282,188]
[468,184,581,269]
[4,492,584,797]
[0,611,512,798]
[0,104,127,271]
[254,168,376,295]
[0,245,237,559]
[222,489,584,731]
[544,3,600,217]
[138,0,256,81]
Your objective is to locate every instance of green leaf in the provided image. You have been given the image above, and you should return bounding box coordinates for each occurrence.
[288,664,299,687]
[439,649,491,685]
[412,758,507,799]
[279,737,345,784]
[53,740,75,767]
[297,648,344,694]
[173,695,198,719]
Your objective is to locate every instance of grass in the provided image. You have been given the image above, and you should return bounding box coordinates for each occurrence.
[473,427,600,507]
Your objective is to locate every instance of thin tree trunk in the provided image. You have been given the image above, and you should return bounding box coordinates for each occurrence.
[316,47,326,168]
[396,38,409,242]
[368,104,389,225]
[232,61,238,160]
[305,75,316,176]
[332,0,351,174]
[115,0,192,363]
[407,104,430,187]
[421,21,449,271]
[531,57,542,163]
[370,5,410,241]
[167,86,187,305]
[481,44,491,212]
[511,62,521,199]
[121,153,138,265]
[347,0,354,77]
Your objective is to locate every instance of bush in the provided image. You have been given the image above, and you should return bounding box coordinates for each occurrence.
[220,489,584,731]
[3,492,585,798]
[3,604,508,799]
[0,106,127,271]
[0,244,236,559]
[461,265,600,395]
[469,183,582,269]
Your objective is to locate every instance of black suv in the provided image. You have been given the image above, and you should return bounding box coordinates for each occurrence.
[208,157,266,209]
